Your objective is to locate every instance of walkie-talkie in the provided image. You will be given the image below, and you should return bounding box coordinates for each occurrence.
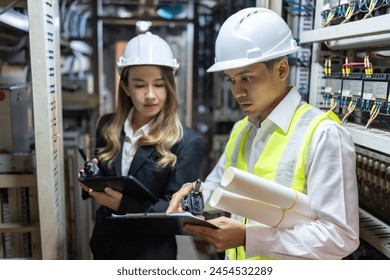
[181,179,204,215]
[77,147,102,177]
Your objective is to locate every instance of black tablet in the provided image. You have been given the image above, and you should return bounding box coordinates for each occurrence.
[78,175,157,202]
[108,212,219,236]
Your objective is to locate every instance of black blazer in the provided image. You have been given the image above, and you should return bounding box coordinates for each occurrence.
[85,114,205,260]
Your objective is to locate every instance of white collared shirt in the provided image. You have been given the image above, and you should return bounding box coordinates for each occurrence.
[121,108,152,176]
[203,87,359,259]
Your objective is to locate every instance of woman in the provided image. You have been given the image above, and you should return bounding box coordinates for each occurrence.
[80,32,205,259]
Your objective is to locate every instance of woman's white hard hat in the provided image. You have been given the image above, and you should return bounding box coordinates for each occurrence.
[207,7,299,72]
[117,32,179,74]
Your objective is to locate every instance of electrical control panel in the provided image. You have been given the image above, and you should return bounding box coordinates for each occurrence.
[301,0,390,259]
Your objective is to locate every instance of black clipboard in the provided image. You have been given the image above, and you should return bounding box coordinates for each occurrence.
[108,212,219,236]
[78,175,158,202]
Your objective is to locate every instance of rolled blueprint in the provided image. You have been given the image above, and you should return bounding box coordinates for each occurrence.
[210,188,314,228]
[220,167,317,219]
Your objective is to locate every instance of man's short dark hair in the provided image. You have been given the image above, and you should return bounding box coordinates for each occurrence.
[263,56,288,70]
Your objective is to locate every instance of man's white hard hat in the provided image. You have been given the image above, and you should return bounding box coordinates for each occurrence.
[207,7,299,72]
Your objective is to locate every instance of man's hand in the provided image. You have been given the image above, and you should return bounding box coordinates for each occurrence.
[166,181,201,213]
[184,216,246,252]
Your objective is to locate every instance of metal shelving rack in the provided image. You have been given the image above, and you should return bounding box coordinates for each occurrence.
[26,0,67,259]
[0,0,67,259]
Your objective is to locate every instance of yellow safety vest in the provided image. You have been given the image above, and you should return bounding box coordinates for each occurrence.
[224,104,340,260]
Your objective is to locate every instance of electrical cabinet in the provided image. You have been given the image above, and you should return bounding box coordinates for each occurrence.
[0,174,40,259]
[301,0,390,259]
[0,84,30,153]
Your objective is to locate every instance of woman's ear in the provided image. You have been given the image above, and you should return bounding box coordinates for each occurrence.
[120,81,130,96]
[276,59,289,81]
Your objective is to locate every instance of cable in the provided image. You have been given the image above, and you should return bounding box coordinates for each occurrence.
[63,0,80,39]
[324,55,346,75]
[322,7,337,27]
[341,56,372,77]
[342,98,358,123]
[362,53,390,77]
[284,0,314,15]
[341,1,356,24]
[78,10,91,37]
[324,57,331,76]
[60,0,68,34]
[330,97,339,111]
[365,101,382,128]
[0,35,27,52]
[363,0,378,19]
[323,93,330,108]
[0,0,24,16]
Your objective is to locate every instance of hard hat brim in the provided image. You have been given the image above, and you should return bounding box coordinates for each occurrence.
[207,47,300,72]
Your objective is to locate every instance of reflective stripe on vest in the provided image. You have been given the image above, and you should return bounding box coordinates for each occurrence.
[224,105,340,260]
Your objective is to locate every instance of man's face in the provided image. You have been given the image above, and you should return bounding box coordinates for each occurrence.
[224,61,286,121]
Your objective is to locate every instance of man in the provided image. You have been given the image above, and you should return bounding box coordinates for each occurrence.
[166,7,359,260]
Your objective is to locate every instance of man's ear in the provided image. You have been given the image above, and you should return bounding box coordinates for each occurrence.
[276,59,289,81]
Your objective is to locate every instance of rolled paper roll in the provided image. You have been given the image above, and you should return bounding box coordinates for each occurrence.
[221,167,317,219]
[210,188,314,228]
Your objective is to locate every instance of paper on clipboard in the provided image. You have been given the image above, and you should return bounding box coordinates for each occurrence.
[109,212,219,236]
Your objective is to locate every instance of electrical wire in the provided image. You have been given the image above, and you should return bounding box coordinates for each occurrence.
[284,0,314,16]
[78,9,91,37]
[363,0,378,19]
[341,55,370,77]
[323,55,346,75]
[60,0,68,34]
[341,1,356,24]
[0,0,24,16]
[342,98,358,123]
[323,93,330,108]
[63,0,80,39]
[365,102,382,128]
[324,57,331,76]
[322,7,337,27]
[0,35,28,52]
[362,53,390,77]
[330,97,339,111]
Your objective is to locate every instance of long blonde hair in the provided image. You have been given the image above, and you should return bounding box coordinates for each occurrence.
[97,66,183,168]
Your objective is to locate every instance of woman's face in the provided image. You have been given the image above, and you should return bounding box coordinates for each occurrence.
[122,65,167,127]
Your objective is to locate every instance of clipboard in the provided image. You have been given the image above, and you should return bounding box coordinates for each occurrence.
[108,212,219,236]
[78,175,158,202]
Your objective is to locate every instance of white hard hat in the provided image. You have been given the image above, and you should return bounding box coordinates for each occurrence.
[207,7,299,72]
[117,32,179,74]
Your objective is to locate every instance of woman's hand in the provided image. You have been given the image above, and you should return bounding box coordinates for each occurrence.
[88,187,123,211]
[78,157,122,211]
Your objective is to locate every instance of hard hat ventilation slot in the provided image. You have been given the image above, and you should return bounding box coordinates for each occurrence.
[239,10,259,24]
